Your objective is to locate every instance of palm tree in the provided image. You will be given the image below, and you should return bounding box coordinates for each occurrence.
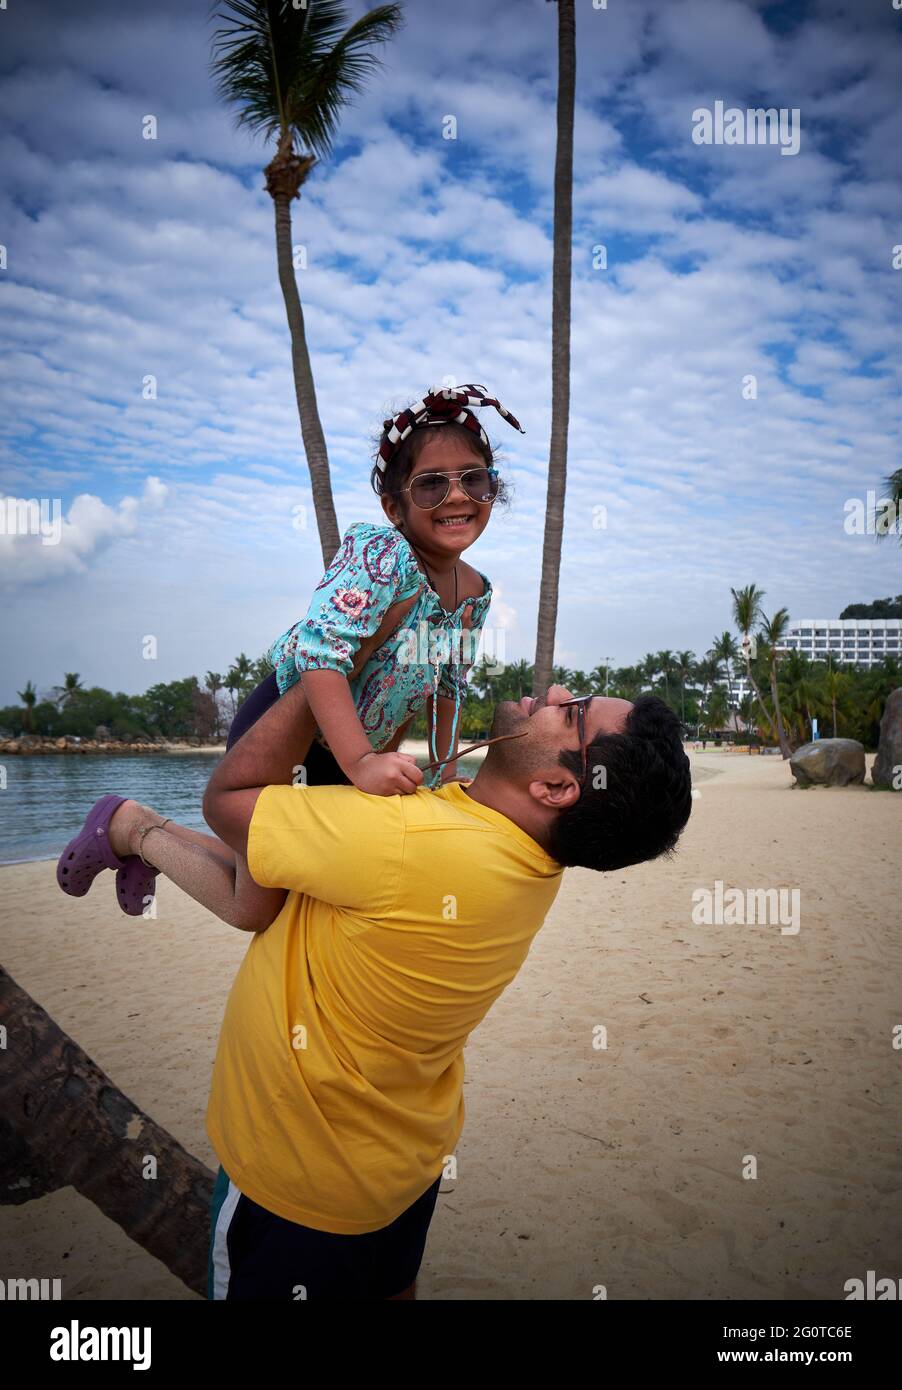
[210,0,404,566]
[738,692,758,750]
[205,671,224,737]
[759,608,792,757]
[506,658,534,701]
[229,652,256,697]
[821,667,848,738]
[224,669,243,715]
[532,0,576,697]
[640,652,659,692]
[673,649,695,727]
[781,655,821,745]
[17,680,37,733]
[703,685,729,735]
[693,654,721,736]
[589,662,612,695]
[63,672,83,702]
[711,632,739,708]
[731,584,772,730]
[252,652,275,683]
[51,672,83,712]
[656,649,676,703]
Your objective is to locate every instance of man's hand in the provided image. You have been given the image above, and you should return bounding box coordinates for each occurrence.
[349,751,424,796]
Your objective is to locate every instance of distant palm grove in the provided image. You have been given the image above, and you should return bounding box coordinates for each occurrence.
[4,588,898,752]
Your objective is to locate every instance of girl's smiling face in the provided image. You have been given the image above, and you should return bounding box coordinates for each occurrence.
[380,433,497,557]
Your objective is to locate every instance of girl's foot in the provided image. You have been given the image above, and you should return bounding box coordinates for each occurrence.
[109,802,169,918]
[107,800,166,858]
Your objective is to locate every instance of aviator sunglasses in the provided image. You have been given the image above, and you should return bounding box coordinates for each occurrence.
[395,466,500,511]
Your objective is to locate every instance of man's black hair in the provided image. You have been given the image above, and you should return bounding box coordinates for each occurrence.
[548,695,692,872]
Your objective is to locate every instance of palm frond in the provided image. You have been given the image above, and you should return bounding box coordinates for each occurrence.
[209,0,404,159]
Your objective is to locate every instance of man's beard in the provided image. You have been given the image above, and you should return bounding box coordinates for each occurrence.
[482,701,537,776]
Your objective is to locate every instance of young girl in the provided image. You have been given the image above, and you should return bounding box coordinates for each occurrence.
[230,382,522,794]
[57,383,524,923]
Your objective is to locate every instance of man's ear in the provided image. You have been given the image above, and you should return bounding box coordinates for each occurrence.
[527,771,582,812]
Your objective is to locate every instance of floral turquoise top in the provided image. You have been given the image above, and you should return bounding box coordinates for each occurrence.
[269,522,493,786]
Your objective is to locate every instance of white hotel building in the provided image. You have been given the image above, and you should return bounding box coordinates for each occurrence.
[729,617,902,705]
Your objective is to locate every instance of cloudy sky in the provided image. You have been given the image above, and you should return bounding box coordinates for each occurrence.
[1,0,900,706]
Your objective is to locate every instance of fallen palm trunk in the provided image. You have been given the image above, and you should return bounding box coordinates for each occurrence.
[0,965,213,1297]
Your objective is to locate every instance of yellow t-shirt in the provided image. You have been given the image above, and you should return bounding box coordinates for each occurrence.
[205,780,563,1233]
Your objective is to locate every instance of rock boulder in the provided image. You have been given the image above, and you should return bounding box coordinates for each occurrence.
[790,738,866,787]
[872,688,902,789]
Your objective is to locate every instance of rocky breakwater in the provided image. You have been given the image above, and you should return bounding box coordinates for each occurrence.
[0,735,225,755]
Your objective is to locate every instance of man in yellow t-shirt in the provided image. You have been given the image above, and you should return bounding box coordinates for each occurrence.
[194,680,690,1300]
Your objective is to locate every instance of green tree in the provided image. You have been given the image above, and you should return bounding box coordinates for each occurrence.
[205,671,225,738]
[139,678,205,739]
[758,607,792,758]
[673,649,695,727]
[825,667,849,738]
[251,652,275,684]
[703,685,729,735]
[710,632,739,708]
[731,584,772,729]
[224,668,243,715]
[17,681,38,733]
[210,0,404,566]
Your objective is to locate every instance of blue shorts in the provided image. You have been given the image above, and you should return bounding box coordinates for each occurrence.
[207,1165,442,1300]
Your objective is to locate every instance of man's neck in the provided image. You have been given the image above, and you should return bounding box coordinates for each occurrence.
[462,770,554,855]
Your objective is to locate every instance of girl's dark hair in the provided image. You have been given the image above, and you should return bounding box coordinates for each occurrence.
[369,419,511,508]
[548,696,693,872]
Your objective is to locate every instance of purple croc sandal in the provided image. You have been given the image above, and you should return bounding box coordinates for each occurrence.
[115,856,160,918]
[57,794,128,897]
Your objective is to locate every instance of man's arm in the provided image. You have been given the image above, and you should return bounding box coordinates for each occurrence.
[203,679,317,858]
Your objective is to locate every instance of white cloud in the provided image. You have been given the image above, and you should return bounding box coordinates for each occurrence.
[0,477,168,588]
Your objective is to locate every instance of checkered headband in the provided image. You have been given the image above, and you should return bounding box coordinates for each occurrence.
[377,383,525,473]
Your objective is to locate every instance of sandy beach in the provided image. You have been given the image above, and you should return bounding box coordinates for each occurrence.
[1,749,899,1300]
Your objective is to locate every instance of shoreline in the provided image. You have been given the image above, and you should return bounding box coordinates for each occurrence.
[0,741,227,756]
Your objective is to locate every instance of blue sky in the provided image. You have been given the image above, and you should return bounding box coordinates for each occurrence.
[1,0,900,705]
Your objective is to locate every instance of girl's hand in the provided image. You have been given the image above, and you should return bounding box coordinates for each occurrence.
[350,751,425,796]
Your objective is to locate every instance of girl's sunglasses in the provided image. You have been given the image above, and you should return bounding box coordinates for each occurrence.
[397,466,500,511]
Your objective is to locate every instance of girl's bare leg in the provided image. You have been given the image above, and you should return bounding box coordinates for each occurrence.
[107,801,285,931]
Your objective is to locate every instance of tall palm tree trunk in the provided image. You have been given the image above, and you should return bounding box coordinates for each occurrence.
[533,0,575,698]
[0,966,213,1297]
[267,148,340,566]
[743,650,772,733]
[769,662,792,757]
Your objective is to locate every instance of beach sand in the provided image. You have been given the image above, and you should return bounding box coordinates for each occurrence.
[1,750,899,1300]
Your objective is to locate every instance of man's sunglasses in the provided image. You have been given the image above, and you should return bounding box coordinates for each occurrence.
[395,466,500,511]
[423,693,596,790]
[559,696,594,788]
